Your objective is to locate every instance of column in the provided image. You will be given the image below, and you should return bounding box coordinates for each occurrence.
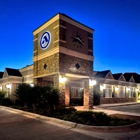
[83,79,93,109]
[65,82,70,106]
[54,74,66,108]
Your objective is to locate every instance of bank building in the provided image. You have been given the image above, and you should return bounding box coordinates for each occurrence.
[0,13,140,109]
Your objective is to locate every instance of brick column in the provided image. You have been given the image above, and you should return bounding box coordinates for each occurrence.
[83,79,93,109]
[65,82,70,107]
[54,74,65,107]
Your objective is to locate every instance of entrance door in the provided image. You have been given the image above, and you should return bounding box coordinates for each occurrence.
[70,87,83,105]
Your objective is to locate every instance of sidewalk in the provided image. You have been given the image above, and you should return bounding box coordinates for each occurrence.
[74,102,140,116]
[95,102,139,108]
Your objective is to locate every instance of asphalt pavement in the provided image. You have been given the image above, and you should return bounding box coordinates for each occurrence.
[1,102,140,140]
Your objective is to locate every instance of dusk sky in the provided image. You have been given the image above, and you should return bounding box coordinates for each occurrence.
[0,0,140,74]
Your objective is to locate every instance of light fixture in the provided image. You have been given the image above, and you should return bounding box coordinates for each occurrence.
[59,75,67,83]
[135,88,139,92]
[127,87,130,91]
[30,83,34,87]
[6,84,11,89]
[0,85,2,90]
[115,86,119,91]
[89,79,96,86]
[100,84,106,90]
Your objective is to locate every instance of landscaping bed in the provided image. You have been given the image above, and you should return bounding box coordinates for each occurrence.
[0,84,138,127]
[11,106,137,126]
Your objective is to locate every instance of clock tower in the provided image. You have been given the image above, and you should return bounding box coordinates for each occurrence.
[33,13,94,109]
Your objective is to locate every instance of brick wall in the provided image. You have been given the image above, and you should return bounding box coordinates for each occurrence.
[59,53,93,76]
[100,97,136,104]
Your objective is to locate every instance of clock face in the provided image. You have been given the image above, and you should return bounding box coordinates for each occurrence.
[71,31,84,48]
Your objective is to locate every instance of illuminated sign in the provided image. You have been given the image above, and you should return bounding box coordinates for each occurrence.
[40,31,51,50]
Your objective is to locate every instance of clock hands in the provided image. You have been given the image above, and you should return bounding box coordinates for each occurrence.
[74,36,84,45]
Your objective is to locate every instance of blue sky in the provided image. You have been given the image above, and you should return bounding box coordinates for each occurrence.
[0,0,140,74]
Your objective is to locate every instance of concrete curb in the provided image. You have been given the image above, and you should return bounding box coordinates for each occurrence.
[1,105,140,132]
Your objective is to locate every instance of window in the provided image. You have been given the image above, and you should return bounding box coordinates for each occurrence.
[117,86,125,98]
[128,88,135,98]
[128,90,135,98]
[71,87,83,98]
[103,89,112,98]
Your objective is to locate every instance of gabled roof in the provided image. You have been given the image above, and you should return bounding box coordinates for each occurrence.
[113,73,126,81]
[0,72,4,78]
[94,70,114,79]
[4,68,22,77]
[123,73,135,83]
[124,73,140,83]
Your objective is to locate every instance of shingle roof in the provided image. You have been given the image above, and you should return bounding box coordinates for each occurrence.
[94,70,110,78]
[5,68,22,77]
[113,73,123,80]
[0,72,4,78]
[124,73,140,83]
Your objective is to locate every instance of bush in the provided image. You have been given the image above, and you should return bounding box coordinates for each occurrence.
[1,98,13,106]
[93,92,100,105]
[92,112,111,125]
[52,107,76,118]
[15,84,59,113]
[0,91,6,99]
[52,110,136,126]
[109,116,136,126]
[15,83,32,107]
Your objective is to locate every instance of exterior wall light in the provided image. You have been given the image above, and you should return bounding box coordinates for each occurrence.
[6,84,11,89]
[89,79,96,86]
[135,88,139,92]
[0,85,2,90]
[100,84,106,90]
[30,83,34,87]
[115,86,119,91]
[126,87,130,91]
[59,75,67,83]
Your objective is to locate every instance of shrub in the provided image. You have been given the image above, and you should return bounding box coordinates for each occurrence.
[92,112,111,125]
[15,83,32,107]
[1,98,13,106]
[52,110,136,126]
[0,91,6,99]
[52,107,76,118]
[93,92,100,105]
[15,84,59,113]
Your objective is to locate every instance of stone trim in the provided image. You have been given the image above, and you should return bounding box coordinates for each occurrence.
[34,47,93,62]
[33,72,60,79]
[59,47,93,61]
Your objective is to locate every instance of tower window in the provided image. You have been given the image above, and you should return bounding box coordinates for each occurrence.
[75,63,80,69]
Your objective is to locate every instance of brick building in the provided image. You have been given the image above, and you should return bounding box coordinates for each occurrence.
[0,13,139,109]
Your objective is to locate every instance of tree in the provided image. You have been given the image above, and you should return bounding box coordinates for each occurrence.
[15,83,32,108]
